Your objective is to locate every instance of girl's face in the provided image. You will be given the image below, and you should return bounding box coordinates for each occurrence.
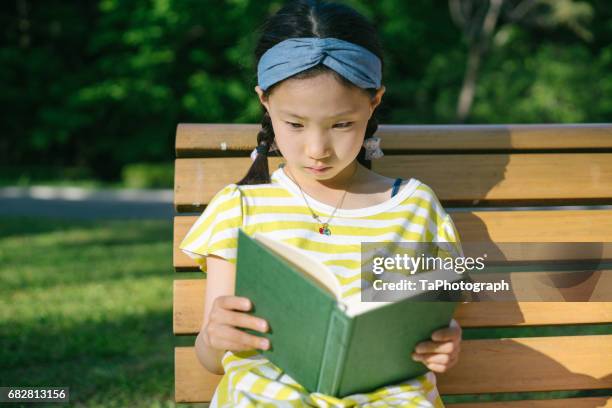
[255,72,385,186]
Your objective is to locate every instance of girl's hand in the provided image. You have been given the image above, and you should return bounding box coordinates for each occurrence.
[411,318,462,373]
[203,295,271,352]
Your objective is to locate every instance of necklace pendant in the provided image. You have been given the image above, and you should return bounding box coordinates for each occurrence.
[319,224,331,236]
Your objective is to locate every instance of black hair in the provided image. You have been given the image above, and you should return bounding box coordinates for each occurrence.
[237,0,385,185]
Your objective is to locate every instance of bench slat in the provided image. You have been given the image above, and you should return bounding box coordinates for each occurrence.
[449,210,612,242]
[176,124,612,155]
[174,154,612,210]
[175,347,221,403]
[437,335,612,394]
[173,210,612,270]
[174,335,612,401]
[446,397,611,407]
[173,279,612,334]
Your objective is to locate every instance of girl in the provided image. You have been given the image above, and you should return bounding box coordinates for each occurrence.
[179,1,463,406]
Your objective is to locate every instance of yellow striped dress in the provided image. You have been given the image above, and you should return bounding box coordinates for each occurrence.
[179,166,463,408]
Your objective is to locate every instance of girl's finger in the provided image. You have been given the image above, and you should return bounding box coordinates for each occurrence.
[209,338,253,353]
[424,363,448,373]
[213,325,270,351]
[413,353,451,365]
[431,354,459,371]
[420,354,460,372]
[218,295,253,312]
[226,326,270,350]
[414,340,455,354]
[219,308,268,333]
[431,325,461,342]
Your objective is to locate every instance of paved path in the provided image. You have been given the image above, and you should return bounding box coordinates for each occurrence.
[0,186,175,219]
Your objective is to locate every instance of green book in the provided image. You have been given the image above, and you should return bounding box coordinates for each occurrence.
[235,228,464,398]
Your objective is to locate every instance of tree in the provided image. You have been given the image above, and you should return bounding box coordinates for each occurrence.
[449,0,593,122]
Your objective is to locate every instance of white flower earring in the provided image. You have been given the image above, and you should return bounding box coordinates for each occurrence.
[363,136,384,160]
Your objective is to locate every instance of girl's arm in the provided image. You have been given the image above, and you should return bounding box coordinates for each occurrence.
[194,255,236,375]
[194,254,270,375]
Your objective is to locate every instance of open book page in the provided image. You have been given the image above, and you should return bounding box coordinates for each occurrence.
[251,233,464,318]
[252,232,342,300]
[341,265,466,317]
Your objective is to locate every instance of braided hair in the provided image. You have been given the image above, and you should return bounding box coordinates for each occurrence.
[237,0,384,185]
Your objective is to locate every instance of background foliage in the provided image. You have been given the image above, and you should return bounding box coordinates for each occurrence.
[1,0,610,182]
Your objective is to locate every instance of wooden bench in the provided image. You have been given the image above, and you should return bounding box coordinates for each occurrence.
[173,123,612,407]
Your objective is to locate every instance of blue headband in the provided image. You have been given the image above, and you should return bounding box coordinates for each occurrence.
[257,37,382,91]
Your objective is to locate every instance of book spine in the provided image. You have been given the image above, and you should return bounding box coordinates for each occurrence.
[316,304,353,396]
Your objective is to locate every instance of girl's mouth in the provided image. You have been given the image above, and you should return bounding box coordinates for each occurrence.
[305,166,331,174]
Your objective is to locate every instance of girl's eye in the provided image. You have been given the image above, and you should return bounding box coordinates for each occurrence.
[285,121,353,129]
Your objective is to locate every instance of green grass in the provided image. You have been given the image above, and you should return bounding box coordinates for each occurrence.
[0,216,205,407]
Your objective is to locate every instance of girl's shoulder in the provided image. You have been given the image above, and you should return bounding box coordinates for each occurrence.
[382,174,448,217]
[359,169,422,198]
[208,183,242,205]
[235,172,295,199]
[210,181,283,200]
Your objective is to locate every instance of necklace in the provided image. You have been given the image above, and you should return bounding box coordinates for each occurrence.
[284,164,358,236]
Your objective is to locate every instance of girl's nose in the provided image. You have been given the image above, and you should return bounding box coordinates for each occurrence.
[305,131,332,159]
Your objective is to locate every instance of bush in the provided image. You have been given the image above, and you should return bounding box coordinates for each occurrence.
[121,163,173,189]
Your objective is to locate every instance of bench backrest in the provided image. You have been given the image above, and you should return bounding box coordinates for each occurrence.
[173,123,612,406]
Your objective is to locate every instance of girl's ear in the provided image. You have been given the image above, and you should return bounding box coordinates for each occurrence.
[254,86,270,112]
[370,85,386,114]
